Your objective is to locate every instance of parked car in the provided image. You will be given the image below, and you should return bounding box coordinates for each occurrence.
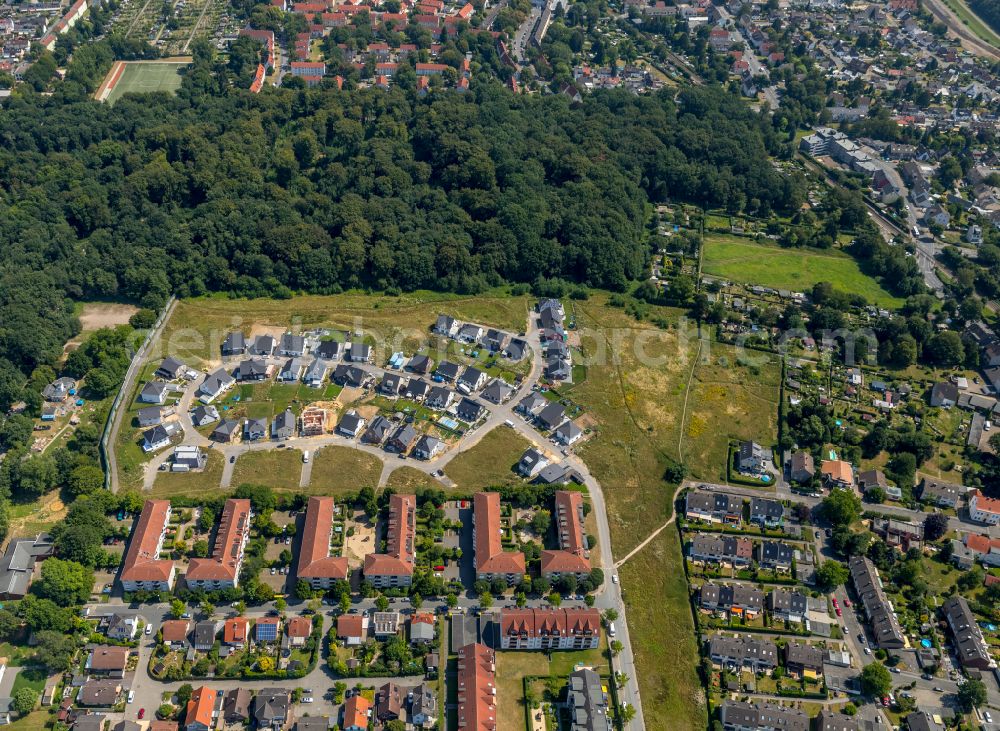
[138,709,145,720]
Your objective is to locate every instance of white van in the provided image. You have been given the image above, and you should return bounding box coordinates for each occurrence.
[302,450,310,463]
[128,690,135,704]
[608,622,616,637]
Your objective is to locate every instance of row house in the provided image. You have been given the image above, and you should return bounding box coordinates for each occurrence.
[498,608,601,650]
[684,491,742,525]
[185,499,252,590]
[707,635,778,673]
[363,493,416,588]
[699,583,764,619]
[849,556,904,649]
[296,497,350,589]
[688,534,752,566]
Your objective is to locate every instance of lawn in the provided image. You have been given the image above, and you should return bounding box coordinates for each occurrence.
[702,235,902,308]
[384,466,440,492]
[106,61,189,104]
[309,446,382,494]
[495,645,608,731]
[443,428,533,492]
[150,451,226,499]
[4,710,52,731]
[231,449,304,491]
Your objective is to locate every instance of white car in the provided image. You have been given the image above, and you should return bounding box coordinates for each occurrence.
[302,697,313,704]
[612,575,619,584]
[145,624,153,635]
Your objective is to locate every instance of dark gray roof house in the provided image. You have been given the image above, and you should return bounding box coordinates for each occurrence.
[337,411,366,438]
[314,339,344,360]
[223,688,252,724]
[139,381,170,404]
[237,359,268,381]
[545,356,571,381]
[0,533,53,599]
[413,434,445,460]
[536,402,566,431]
[481,379,513,405]
[250,335,276,356]
[553,420,582,445]
[456,397,484,423]
[211,419,240,443]
[221,331,246,356]
[405,379,430,400]
[504,339,527,361]
[42,376,77,402]
[535,463,581,485]
[483,329,508,352]
[348,341,372,363]
[386,424,417,453]
[142,425,171,452]
[930,381,959,408]
[567,667,609,731]
[379,373,405,396]
[278,357,306,382]
[361,416,393,445]
[245,418,268,441]
[457,366,487,392]
[426,386,453,410]
[193,621,218,650]
[749,498,784,526]
[272,410,295,440]
[155,357,187,380]
[137,406,164,428]
[253,688,291,729]
[191,405,219,428]
[407,355,434,374]
[517,392,547,416]
[333,364,369,388]
[435,361,461,382]
[279,333,306,356]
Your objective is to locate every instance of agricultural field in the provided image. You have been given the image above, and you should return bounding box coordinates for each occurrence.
[701,234,902,308]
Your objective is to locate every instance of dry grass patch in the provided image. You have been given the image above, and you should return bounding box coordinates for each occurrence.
[443,428,533,492]
[385,467,440,492]
[309,446,382,493]
[231,449,304,491]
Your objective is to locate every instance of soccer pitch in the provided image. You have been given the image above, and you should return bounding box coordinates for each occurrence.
[100,61,190,104]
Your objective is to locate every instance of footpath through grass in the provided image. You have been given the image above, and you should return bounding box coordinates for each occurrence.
[702,235,902,308]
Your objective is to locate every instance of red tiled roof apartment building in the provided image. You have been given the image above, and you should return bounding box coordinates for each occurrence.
[456,643,496,731]
[120,499,176,592]
[364,493,416,588]
[499,608,601,650]
[473,492,524,585]
[539,490,590,581]
[185,499,252,590]
[297,496,349,589]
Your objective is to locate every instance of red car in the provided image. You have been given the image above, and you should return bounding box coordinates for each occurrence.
[843,598,852,608]
[832,598,839,608]
[881,697,889,707]
[433,565,445,571]
[138,709,145,720]
[835,607,842,616]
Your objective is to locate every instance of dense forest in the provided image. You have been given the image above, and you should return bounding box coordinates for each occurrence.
[0,50,804,407]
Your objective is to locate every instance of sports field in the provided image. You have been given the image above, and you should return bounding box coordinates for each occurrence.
[98,60,190,104]
[702,234,902,308]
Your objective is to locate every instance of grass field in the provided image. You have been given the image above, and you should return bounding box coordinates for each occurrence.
[384,466,440,492]
[105,62,189,104]
[567,296,713,731]
[151,451,226,499]
[231,449,304,491]
[702,235,902,308]
[940,0,1000,46]
[309,446,382,493]
[158,291,533,369]
[443,428,533,492]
